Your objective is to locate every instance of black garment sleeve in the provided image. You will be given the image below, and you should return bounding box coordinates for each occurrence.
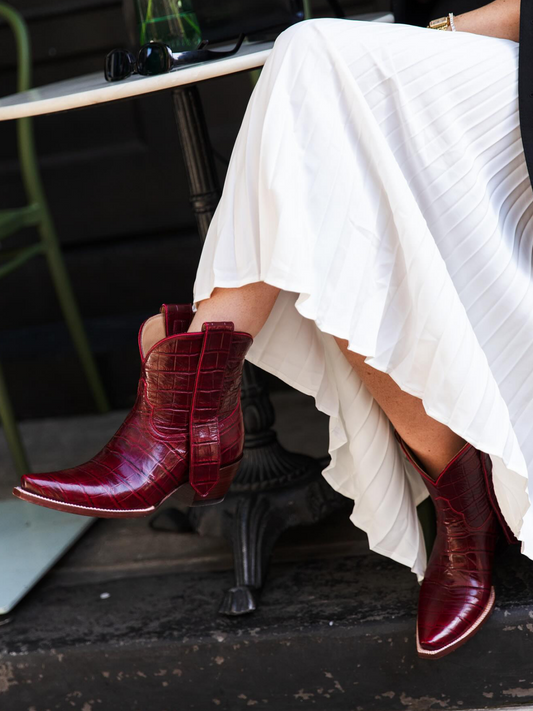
[519,0,533,186]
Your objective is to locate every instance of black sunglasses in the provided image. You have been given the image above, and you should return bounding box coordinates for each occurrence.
[105,34,245,82]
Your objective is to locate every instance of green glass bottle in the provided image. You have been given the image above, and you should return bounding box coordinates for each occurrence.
[136,0,201,52]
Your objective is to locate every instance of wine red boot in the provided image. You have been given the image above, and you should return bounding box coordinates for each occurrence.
[13,304,253,518]
[398,438,517,659]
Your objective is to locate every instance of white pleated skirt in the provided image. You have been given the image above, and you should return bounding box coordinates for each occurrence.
[193,18,533,577]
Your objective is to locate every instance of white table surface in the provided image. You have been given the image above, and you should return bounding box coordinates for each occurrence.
[0,13,393,121]
[0,40,274,121]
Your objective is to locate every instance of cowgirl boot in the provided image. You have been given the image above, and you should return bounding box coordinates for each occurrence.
[397,437,517,659]
[13,304,253,517]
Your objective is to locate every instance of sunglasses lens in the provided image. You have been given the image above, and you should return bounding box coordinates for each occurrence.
[138,44,169,76]
[105,49,134,81]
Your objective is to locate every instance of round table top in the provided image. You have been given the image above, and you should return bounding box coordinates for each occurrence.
[0,39,274,121]
[0,13,393,121]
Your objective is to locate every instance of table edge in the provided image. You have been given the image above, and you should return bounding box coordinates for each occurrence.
[0,48,272,121]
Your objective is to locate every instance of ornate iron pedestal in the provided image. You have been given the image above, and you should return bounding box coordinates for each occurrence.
[151,84,347,614]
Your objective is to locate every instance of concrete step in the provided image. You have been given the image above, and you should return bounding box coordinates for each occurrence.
[3,392,533,710]
[2,535,533,711]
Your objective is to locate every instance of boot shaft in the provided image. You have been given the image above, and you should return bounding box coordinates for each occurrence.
[398,438,498,533]
[141,325,252,437]
[423,445,496,532]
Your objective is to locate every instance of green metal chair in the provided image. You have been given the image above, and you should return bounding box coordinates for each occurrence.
[0,2,110,477]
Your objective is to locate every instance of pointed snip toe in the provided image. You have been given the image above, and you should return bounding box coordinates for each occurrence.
[415,586,496,659]
[13,304,253,518]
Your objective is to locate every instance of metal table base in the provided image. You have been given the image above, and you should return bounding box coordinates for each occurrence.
[150,85,348,615]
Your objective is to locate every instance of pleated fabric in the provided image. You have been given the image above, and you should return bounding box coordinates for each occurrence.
[193,18,533,577]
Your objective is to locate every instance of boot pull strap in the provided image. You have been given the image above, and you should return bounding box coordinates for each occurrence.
[160,303,193,336]
[189,322,234,498]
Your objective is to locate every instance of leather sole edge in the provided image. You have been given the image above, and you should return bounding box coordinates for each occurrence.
[11,458,242,518]
[12,487,157,518]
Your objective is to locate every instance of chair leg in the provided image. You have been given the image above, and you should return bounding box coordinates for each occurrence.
[0,361,30,476]
[38,211,110,413]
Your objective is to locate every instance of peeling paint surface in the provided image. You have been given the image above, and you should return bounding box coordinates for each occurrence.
[399,693,450,710]
[0,662,17,694]
[1,549,533,709]
[294,690,314,701]
[503,687,533,698]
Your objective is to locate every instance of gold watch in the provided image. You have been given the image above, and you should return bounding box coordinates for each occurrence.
[427,15,451,30]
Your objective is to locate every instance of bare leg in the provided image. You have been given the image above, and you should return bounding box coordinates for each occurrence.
[334,339,465,480]
[190,283,280,337]
[190,284,465,480]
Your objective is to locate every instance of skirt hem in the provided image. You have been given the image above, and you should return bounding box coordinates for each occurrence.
[194,275,532,578]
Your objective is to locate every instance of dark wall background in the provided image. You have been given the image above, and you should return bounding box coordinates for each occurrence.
[0,0,480,418]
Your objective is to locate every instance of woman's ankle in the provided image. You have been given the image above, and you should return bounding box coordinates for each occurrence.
[401,435,467,480]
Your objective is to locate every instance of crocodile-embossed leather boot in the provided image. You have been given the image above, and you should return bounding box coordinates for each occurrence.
[13,304,253,518]
[398,437,517,659]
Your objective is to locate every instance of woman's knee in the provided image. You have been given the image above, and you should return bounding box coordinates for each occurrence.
[273,17,335,54]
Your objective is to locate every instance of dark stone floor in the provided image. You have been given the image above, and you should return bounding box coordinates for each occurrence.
[1,391,533,711]
[2,538,533,711]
